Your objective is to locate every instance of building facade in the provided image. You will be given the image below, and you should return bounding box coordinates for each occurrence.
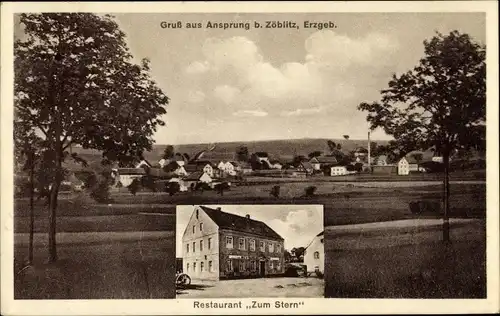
[181,206,285,280]
[330,166,347,176]
[303,231,324,275]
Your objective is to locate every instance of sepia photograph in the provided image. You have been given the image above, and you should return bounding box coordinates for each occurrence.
[175,205,324,298]
[1,1,498,315]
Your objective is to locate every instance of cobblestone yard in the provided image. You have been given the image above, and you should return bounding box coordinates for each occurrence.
[177,277,324,298]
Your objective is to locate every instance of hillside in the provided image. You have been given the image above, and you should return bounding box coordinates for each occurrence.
[71,138,388,166]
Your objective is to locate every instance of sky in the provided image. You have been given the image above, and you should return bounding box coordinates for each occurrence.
[176,205,323,255]
[14,12,486,145]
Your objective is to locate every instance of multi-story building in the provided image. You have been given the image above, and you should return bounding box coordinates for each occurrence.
[181,206,285,280]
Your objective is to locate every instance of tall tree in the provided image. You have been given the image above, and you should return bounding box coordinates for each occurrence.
[236,146,249,162]
[162,145,175,160]
[308,151,323,159]
[15,13,169,262]
[358,31,485,242]
[343,135,350,140]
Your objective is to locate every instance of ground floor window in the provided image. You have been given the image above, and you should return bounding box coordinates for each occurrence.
[186,263,189,273]
[193,262,197,273]
[201,261,204,272]
[250,260,256,271]
[239,261,245,272]
[209,261,213,272]
[227,260,233,272]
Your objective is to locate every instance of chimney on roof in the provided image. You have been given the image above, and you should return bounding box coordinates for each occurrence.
[245,214,250,219]
[216,207,221,211]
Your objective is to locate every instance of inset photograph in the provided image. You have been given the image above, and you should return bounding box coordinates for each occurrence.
[175,205,324,298]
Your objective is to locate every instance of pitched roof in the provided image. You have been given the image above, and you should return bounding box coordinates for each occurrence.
[117,168,146,175]
[200,206,283,241]
[314,156,338,164]
[184,171,208,181]
[300,162,314,170]
[147,167,172,178]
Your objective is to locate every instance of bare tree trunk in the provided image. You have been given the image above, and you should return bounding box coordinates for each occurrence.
[48,152,62,263]
[443,151,451,243]
[28,151,35,265]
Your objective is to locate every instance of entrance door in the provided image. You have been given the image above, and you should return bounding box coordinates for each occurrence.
[259,261,265,277]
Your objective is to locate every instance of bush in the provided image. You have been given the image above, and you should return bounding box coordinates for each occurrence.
[304,186,317,197]
[165,182,180,196]
[270,185,281,198]
[89,176,112,203]
[128,178,141,196]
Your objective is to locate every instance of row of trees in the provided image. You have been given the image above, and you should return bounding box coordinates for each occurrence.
[15,13,169,263]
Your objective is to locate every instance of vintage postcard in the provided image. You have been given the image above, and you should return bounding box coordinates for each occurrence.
[1,1,499,315]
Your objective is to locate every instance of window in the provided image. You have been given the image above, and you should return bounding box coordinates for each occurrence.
[186,243,189,253]
[200,240,203,252]
[250,239,255,251]
[251,261,256,271]
[209,261,213,272]
[227,260,233,271]
[192,242,196,253]
[269,242,274,253]
[193,262,196,272]
[199,223,203,231]
[277,261,281,271]
[200,261,204,272]
[314,251,320,259]
[259,241,265,252]
[192,225,195,234]
[276,243,281,253]
[239,237,246,250]
[186,263,189,272]
[196,209,199,219]
[208,238,212,249]
[239,261,245,271]
[226,236,233,249]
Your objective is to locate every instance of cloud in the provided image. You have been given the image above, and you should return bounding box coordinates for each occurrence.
[281,107,323,117]
[213,85,241,105]
[268,209,323,250]
[305,30,398,69]
[184,30,397,124]
[232,110,268,117]
[186,90,205,103]
[185,61,210,74]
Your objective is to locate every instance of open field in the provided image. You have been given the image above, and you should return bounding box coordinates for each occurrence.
[14,182,485,230]
[324,219,486,298]
[14,235,176,299]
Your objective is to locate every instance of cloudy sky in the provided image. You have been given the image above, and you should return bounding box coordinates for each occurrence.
[15,12,485,145]
[176,205,323,254]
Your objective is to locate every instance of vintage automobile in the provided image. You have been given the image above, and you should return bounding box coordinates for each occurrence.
[175,273,191,287]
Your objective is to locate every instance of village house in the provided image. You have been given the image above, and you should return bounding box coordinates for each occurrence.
[185,161,215,178]
[303,231,324,276]
[183,171,212,190]
[112,168,146,187]
[297,161,314,175]
[309,156,338,171]
[135,159,153,169]
[375,155,388,166]
[398,157,411,175]
[163,160,188,177]
[181,206,285,280]
[330,165,347,176]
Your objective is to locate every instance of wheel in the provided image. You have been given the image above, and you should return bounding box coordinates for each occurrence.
[177,274,191,285]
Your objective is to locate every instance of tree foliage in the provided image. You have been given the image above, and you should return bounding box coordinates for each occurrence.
[236,146,249,162]
[14,13,169,261]
[358,31,485,157]
[358,31,485,242]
